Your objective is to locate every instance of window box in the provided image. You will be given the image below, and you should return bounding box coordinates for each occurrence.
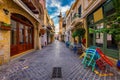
[0,22,11,31]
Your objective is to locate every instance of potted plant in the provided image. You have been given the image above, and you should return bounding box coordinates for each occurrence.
[0,22,11,30]
[76,28,86,43]
[72,31,77,42]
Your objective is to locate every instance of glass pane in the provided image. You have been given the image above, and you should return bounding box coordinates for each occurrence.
[11,20,17,45]
[29,27,33,44]
[19,23,24,44]
[87,14,94,25]
[95,23,104,47]
[25,27,28,43]
[107,25,118,50]
[89,26,94,46]
[103,0,115,16]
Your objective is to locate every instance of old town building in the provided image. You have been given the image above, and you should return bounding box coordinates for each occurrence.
[0,0,45,64]
[82,0,118,59]
[65,0,119,60]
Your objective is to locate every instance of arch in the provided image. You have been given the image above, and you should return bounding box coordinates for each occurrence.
[10,9,37,27]
[11,13,33,27]
[10,13,35,56]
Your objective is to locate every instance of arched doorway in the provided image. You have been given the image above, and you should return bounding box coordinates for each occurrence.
[10,13,34,56]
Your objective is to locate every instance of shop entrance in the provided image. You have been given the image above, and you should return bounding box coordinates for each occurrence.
[10,13,34,56]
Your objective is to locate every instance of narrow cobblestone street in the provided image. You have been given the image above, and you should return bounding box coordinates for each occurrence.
[0,41,120,80]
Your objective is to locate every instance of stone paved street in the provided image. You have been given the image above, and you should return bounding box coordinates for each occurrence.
[0,40,120,80]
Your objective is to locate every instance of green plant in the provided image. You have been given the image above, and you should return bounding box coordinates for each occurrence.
[76,28,86,37]
[76,28,86,43]
[112,0,120,14]
[72,31,77,42]
[89,28,95,33]
[72,31,77,38]
[105,16,120,42]
[1,22,11,27]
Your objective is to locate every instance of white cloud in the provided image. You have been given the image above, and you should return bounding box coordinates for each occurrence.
[50,12,59,19]
[46,0,75,32]
[61,5,70,13]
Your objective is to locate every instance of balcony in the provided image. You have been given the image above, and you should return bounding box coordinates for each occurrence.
[21,0,39,14]
[71,13,82,27]
[72,13,81,21]
[13,0,41,23]
[62,21,66,27]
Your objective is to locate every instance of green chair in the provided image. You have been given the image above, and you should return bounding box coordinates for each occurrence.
[82,49,96,71]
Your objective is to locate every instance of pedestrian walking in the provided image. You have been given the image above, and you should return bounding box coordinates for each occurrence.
[73,40,77,54]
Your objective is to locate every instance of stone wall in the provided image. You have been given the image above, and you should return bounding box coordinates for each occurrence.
[0,31,10,64]
[0,0,41,64]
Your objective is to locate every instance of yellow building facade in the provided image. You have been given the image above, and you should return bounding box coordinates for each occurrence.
[0,0,44,64]
[65,0,86,45]
[45,10,55,44]
[58,12,63,41]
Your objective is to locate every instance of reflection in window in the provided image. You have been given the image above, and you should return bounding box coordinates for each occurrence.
[107,25,118,50]
[89,26,94,46]
[19,23,24,44]
[11,20,17,45]
[25,27,28,43]
[29,27,33,44]
[95,23,103,47]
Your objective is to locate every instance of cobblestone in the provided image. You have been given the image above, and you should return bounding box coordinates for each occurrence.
[0,40,119,80]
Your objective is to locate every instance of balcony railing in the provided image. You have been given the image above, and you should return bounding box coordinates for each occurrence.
[72,13,81,21]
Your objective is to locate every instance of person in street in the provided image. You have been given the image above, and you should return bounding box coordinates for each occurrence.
[73,40,77,54]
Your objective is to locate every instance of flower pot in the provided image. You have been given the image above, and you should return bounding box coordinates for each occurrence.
[0,26,11,30]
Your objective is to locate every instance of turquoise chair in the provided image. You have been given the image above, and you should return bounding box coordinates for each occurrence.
[82,49,97,71]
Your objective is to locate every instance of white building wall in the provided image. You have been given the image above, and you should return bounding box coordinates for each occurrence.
[41,33,47,47]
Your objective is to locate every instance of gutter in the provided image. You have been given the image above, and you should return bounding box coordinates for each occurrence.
[13,0,41,23]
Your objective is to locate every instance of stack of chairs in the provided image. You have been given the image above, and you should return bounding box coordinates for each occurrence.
[82,49,98,71]
[96,58,106,70]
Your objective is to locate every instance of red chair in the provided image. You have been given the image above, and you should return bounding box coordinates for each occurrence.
[96,58,106,70]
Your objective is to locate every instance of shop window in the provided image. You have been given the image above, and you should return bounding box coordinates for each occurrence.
[95,23,104,47]
[106,25,118,50]
[89,26,94,46]
[87,14,94,25]
[103,0,115,16]
[78,5,81,17]
[19,23,24,44]
[11,20,17,45]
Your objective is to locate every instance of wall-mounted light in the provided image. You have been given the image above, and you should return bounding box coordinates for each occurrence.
[3,8,9,15]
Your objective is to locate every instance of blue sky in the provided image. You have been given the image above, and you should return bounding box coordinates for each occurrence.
[46,0,75,33]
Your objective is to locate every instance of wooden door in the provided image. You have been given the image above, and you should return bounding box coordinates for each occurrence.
[10,20,18,56]
[10,14,34,56]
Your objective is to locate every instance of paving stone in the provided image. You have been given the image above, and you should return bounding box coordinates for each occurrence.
[0,40,119,80]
